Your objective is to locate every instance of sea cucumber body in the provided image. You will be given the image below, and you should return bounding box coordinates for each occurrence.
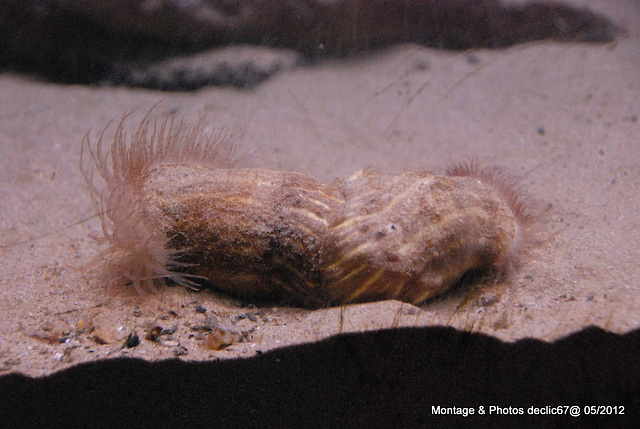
[83,115,528,307]
[321,170,517,304]
[142,164,344,306]
[138,165,518,306]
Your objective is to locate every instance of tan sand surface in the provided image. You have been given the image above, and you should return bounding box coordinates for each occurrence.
[0,0,638,377]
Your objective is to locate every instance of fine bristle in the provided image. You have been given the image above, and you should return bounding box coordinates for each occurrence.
[80,109,236,293]
[446,160,545,275]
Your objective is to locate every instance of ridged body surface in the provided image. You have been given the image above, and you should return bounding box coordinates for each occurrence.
[139,165,518,306]
[321,170,517,304]
[142,165,344,306]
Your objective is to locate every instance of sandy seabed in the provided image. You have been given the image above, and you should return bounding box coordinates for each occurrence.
[0,0,638,384]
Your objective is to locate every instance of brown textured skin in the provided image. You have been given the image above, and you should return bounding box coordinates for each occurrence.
[321,170,517,304]
[142,165,344,306]
[140,164,517,306]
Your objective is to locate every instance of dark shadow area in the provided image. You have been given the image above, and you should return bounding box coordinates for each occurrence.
[1,326,638,428]
[0,0,621,90]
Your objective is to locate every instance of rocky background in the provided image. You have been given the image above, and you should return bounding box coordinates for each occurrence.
[0,0,620,88]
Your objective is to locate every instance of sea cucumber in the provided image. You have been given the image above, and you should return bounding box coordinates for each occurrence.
[321,168,521,304]
[82,113,535,307]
